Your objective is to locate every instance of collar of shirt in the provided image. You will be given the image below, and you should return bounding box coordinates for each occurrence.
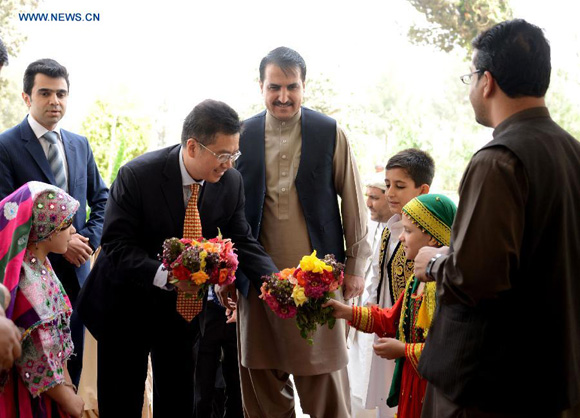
[493,106,550,138]
[387,213,404,240]
[375,221,387,236]
[265,107,302,128]
[27,114,62,140]
[368,219,384,239]
[179,147,204,201]
[386,213,402,231]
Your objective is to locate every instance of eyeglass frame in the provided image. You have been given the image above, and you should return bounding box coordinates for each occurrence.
[459,69,483,85]
[195,139,242,164]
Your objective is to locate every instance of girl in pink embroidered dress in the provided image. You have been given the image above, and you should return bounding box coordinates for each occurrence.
[0,182,84,418]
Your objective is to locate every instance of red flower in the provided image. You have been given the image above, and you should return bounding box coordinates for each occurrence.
[304,278,328,298]
[277,303,297,319]
[320,270,335,285]
[172,265,191,282]
[295,269,307,287]
[263,292,280,312]
[218,268,229,285]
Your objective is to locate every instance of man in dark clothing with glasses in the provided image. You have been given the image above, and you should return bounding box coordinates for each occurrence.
[415,19,580,418]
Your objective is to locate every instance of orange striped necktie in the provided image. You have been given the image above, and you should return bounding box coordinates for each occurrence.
[176,183,204,321]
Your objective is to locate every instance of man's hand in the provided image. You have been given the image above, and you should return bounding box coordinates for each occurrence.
[174,281,201,295]
[342,273,364,300]
[0,316,21,370]
[214,283,237,309]
[373,337,405,360]
[63,233,93,268]
[414,246,449,282]
[225,306,237,324]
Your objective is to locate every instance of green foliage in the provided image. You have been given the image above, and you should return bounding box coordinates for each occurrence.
[407,0,512,54]
[0,0,40,58]
[0,78,27,131]
[341,65,486,193]
[0,0,40,129]
[303,74,341,116]
[547,67,580,141]
[81,100,150,185]
[295,298,336,345]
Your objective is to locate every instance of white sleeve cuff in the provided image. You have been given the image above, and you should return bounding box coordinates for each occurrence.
[153,265,173,291]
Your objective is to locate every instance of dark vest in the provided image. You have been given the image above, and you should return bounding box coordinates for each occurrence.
[419,108,580,414]
[237,108,345,263]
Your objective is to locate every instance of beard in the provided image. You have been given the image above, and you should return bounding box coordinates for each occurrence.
[470,95,492,128]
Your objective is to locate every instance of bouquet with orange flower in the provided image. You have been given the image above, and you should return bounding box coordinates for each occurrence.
[159,230,238,299]
[260,251,344,344]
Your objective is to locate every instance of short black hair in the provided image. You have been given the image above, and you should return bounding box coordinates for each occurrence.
[0,38,8,67]
[23,58,70,95]
[181,99,241,147]
[386,148,435,187]
[259,47,306,82]
[472,19,551,98]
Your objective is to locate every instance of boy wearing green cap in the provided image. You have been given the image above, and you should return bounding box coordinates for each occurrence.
[326,194,457,418]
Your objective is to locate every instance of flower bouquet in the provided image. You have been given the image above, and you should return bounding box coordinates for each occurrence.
[159,231,238,299]
[260,250,344,344]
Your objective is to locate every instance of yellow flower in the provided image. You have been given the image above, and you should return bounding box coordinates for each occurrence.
[200,241,220,252]
[200,250,207,270]
[299,250,332,273]
[292,285,308,307]
[192,270,209,285]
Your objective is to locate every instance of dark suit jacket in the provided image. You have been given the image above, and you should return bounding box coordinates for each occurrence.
[77,144,276,339]
[0,117,108,294]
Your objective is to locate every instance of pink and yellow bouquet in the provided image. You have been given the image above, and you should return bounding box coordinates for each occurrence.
[160,232,238,299]
[260,251,344,344]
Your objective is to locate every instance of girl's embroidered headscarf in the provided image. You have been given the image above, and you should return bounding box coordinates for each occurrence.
[401,194,456,332]
[401,194,457,247]
[0,181,79,317]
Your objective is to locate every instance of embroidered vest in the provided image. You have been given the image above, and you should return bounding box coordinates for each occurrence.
[377,226,413,305]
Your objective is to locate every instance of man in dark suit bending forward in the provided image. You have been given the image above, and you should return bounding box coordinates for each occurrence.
[77,99,277,417]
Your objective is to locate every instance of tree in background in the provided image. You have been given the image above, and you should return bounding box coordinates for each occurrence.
[81,99,150,185]
[546,40,580,141]
[303,74,341,117]
[0,79,27,131]
[0,0,39,131]
[406,0,512,54]
[0,0,39,58]
[402,0,579,188]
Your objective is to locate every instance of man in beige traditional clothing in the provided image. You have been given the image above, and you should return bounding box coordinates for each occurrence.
[348,179,397,418]
[231,47,370,417]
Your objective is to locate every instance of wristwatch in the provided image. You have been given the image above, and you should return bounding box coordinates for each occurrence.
[425,253,442,281]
